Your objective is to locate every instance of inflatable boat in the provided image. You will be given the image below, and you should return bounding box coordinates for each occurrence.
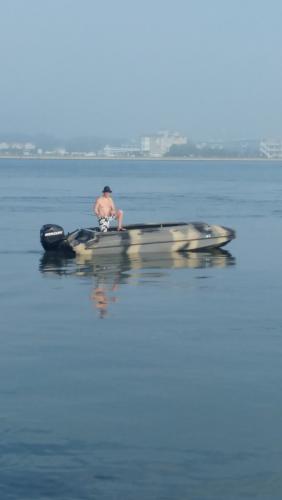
[40,222,235,256]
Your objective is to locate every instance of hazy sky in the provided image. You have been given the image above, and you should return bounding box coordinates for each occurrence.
[1,0,282,140]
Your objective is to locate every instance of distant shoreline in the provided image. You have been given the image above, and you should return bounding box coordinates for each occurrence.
[0,155,280,162]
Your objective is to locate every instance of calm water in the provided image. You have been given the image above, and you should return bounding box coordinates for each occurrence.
[1,159,282,499]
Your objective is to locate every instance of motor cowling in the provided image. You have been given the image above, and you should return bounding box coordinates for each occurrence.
[40,224,65,251]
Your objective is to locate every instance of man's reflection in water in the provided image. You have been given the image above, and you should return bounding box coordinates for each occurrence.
[91,282,119,319]
[88,249,236,318]
[39,250,236,319]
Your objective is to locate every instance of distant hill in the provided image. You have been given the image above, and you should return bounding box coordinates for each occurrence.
[0,133,126,152]
[64,136,125,153]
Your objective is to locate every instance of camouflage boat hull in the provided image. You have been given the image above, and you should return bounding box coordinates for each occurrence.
[63,222,235,257]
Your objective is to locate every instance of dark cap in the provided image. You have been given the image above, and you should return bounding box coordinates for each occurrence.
[102,185,112,193]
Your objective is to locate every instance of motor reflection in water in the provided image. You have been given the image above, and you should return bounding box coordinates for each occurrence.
[39,250,236,318]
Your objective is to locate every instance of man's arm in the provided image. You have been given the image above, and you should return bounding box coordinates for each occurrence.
[94,198,100,217]
[110,199,116,216]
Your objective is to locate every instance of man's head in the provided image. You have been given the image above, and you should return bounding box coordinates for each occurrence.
[102,186,112,197]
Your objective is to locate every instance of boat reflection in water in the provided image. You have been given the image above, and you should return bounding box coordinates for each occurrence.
[40,250,236,318]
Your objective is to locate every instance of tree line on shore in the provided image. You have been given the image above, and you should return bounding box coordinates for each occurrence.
[167,140,261,158]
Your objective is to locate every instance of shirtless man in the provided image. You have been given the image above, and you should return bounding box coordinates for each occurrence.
[94,186,124,232]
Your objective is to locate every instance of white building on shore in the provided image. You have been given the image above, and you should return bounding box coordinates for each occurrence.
[260,139,282,159]
[141,130,187,157]
[103,145,141,157]
[0,141,36,152]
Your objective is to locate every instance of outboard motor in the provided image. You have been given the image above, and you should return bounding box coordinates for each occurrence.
[40,224,65,251]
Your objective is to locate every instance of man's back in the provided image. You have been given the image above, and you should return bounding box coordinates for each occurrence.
[95,196,115,218]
